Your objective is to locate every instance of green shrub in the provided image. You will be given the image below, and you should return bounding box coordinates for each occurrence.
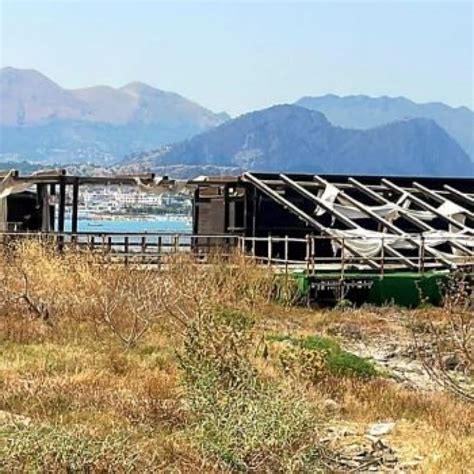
[0,424,144,472]
[178,310,323,471]
[268,334,377,379]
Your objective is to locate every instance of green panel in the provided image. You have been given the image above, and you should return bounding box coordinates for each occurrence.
[367,272,448,307]
[294,273,311,297]
[291,271,451,307]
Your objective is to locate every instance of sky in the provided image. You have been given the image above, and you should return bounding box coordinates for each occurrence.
[0,1,473,116]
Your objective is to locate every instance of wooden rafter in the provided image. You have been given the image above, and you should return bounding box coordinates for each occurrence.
[243,172,381,270]
[280,174,417,270]
[443,184,474,208]
[413,182,474,221]
[382,179,473,234]
[313,175,455,269]
[349,177,473,257]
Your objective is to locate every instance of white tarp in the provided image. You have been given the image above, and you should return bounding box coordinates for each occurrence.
[0,170,33,200]
[0,170,34,231]
[134,177,191,195]
[330,228,474,259]
[314,183,468,223]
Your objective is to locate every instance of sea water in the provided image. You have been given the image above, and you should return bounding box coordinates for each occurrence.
[64,216,192,233]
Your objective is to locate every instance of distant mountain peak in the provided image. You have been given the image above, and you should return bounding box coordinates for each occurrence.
[0,66,229,162]
[296,94,474,161]
[120,81,160,95]
[131,104,472,177]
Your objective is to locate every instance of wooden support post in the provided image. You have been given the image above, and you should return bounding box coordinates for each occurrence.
[71,178,79,234]
[419,236,425,274]
[124,236,129,264]
[251,186,258,239]
[58,176,66,234]
[380,238,385,277]
[49,184,56,231]
[267,235,272,266]
[310,234,315,274]
[341,238,345,280]
[192,188,199,235]
[223,184,230,233]
[305,234,310,274]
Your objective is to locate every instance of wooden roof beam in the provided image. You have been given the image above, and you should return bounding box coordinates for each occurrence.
[243,172,380,270]
[279,174,361,230]
[443,184,474,208]
[283,173,421,270]
[382,179,473,234]
[315,175,455,269]
[349,177,474,258]
[413,181,474,221]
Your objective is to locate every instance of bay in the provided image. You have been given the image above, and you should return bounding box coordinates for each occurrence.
[64,216,192,233]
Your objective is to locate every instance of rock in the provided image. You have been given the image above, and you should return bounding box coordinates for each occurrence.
[323,398,340,411]
[0,410,31,426]
[441,354,460,371]
[368,422,395,437]
[365,434,380,444]
[400,460,422,469]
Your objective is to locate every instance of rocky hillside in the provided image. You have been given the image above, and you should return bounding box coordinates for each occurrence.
[0,67,228,163]
[125,105,472,177]
[296,94,474,161]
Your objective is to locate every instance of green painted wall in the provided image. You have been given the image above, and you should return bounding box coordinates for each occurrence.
[293,271,451,307]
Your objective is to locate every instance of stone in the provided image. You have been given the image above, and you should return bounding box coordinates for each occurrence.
[368,422,395,437]
[441,354,460,371]
[323,398,340,411]
[400,460,422,469]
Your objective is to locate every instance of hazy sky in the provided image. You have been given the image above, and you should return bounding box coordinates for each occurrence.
[1,1,472,116]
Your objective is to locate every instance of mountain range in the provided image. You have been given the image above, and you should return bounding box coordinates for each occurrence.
[296,94,474,161]
[123,105,472,177]
[1,67,473,177]
[0,67,228,163]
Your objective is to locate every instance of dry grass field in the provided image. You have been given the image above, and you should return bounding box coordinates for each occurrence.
[0,242,472,472]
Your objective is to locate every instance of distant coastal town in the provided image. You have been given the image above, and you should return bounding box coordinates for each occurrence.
[64,185,192,223]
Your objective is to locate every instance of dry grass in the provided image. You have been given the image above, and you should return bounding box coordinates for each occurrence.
[0,241,472,472]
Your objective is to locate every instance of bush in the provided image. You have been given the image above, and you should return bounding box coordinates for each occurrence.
[178,310,323,472]
[0,424,145,472]
[268,334,377,380]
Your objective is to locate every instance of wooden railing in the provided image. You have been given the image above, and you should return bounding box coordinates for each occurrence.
[1,231,473,274]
